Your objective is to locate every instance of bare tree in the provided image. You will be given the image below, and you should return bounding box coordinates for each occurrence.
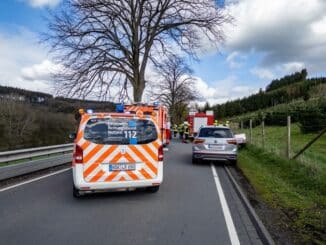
[0,99,36,149]
[46,0,232,102]
[151,55,200,124]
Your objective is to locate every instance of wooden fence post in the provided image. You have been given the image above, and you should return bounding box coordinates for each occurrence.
[241,121,243,130]
[287,116,291,159]
[249,119,253,143]
[262,120,265,149]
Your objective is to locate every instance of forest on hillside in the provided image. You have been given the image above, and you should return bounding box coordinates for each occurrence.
[0,86,115,150]
[209,70,326,133]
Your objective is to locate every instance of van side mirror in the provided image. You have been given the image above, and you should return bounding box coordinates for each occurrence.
[69,132,77,139]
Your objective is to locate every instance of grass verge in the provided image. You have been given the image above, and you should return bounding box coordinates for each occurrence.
[241,124,326,168]
[238,145,325,244]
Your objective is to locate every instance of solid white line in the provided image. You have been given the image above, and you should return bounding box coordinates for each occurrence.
[211,164,240,245]
[0,168,71,192]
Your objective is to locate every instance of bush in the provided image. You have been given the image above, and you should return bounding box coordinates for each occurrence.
[297,99,326,133]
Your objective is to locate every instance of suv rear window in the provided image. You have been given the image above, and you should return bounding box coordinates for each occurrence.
[84,118,158,145]
[198,128,233,138]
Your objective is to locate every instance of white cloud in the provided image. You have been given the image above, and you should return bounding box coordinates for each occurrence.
[194,75,258,106]
[281,62,305,73]
[226,51,246,68]
[250,67,275,80]
[0,28,54,93]
[21,60,63,81]
[225,0,326,73]
[24,0,61,8]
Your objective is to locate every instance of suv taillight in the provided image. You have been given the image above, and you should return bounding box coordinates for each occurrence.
[193,139,205,144]
[73,144,83,165]
[227,139,237,145]
[158,145,163,161]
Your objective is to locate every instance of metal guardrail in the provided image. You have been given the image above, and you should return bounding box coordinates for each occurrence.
[0,144,74,181]
[0,143,73,163]
[0,154,72,181]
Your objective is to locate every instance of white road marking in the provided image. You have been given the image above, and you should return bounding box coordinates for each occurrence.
[0,168,71,192]
[163,148,169,152]
[211,164,240,245]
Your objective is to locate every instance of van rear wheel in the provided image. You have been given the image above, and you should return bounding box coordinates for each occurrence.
[147,186,160,193]
[73,186,83,198]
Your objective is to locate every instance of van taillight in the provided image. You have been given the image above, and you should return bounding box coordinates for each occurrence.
[73,145,83,164]
[158,145,163,161]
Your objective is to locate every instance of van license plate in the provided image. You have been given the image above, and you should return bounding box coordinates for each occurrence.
[109,163,136,171]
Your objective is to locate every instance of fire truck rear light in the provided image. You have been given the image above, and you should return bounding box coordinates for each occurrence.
[158,145,163,161]
[193,139,205,144]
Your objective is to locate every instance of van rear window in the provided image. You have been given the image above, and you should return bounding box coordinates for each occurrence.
[84,118,158,145]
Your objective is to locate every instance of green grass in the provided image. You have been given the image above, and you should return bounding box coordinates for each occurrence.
[239,123,326,170]
[238,145,326,243]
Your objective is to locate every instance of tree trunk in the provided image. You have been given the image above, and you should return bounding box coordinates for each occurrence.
[133,73,145,102]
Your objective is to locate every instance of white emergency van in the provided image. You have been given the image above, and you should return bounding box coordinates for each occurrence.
[72,105,164,197]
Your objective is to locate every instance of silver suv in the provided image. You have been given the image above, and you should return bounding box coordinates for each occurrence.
[192,126,237,165]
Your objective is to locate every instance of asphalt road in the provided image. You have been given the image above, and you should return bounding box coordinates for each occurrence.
[0,140,263,245]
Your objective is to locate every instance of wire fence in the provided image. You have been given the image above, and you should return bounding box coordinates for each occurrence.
[231,116,326,169]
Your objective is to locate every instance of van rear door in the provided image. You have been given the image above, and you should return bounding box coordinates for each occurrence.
[79,117,161,183]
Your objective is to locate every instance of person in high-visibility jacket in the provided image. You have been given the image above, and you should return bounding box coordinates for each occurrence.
[184,123,190,141]
[214,120,219,126]
[178,123,184,140]
[224,120,230,127]
[172,124,178,137]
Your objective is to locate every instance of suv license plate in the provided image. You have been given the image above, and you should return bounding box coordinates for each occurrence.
[209,144,224,150]
[109,163,136,171]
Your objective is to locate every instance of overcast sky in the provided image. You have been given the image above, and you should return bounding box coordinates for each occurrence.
[0,0,325,106]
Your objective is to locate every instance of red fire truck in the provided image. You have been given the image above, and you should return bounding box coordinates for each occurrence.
[124,103,170,146]
[187,110,214,137]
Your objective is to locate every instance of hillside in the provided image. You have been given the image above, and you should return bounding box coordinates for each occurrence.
[0,85,115,150]
[211,70,326,120]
